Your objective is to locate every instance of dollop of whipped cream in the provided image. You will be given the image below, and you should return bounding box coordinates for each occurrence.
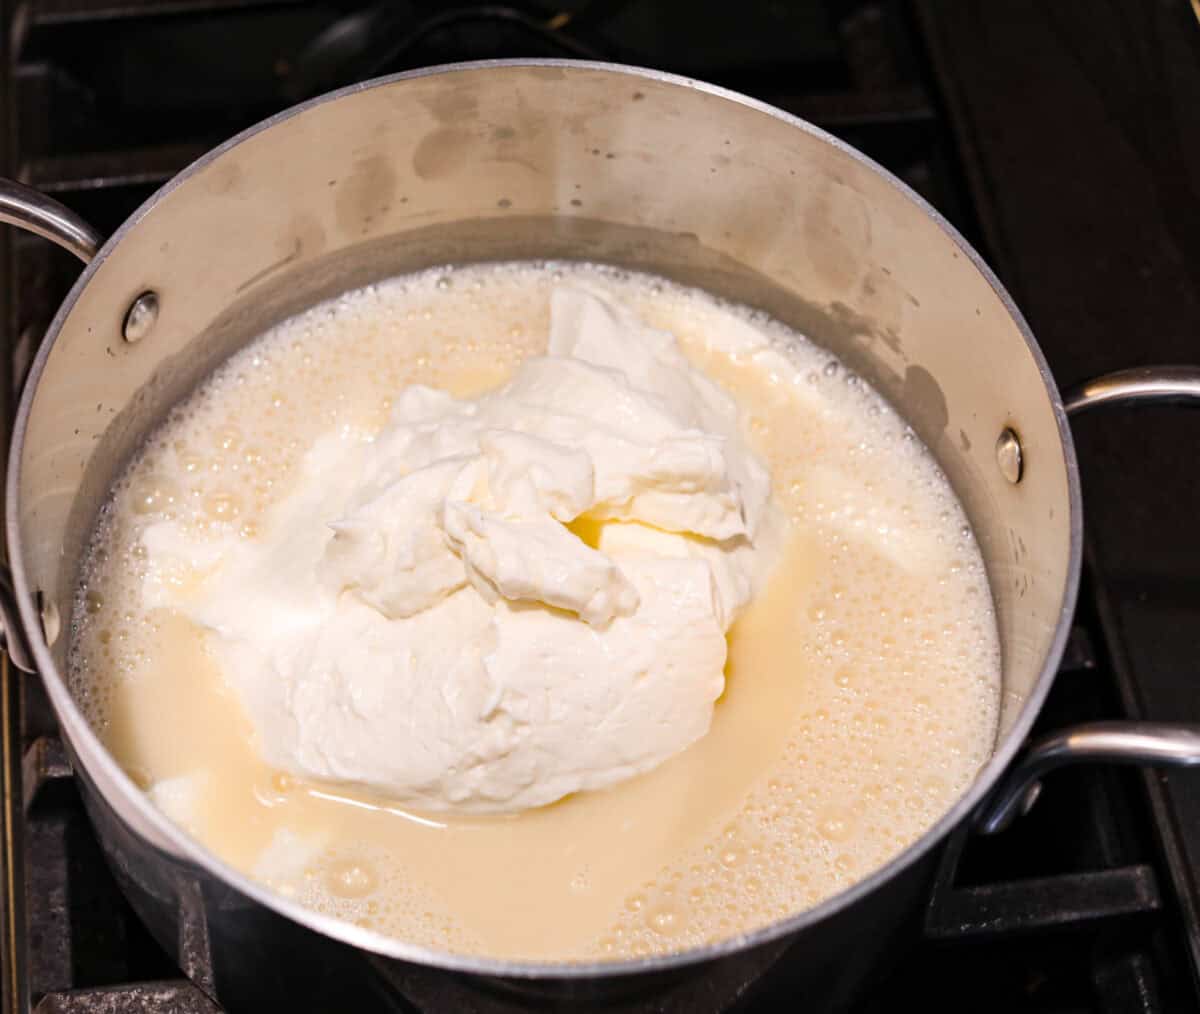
[144,284,778,813]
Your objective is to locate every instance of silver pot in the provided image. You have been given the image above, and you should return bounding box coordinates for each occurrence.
[2,60,1198,1012]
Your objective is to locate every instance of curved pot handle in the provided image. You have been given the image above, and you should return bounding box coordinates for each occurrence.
[0,179,105,671]
[975,365,1200,834]
[1063,366,1200,415]
[0,177,103,264]
[0,568,35,674]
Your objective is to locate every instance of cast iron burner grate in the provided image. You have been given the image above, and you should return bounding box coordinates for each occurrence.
[3,2,1199,1012]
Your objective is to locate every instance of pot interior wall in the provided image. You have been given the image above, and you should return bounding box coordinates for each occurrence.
[15,63,1072,806]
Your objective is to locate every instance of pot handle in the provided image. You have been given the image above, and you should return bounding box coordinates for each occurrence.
[975,365,1200,834]
[0,177,103,263]
[0,180,104,671]
[0,568,35,674]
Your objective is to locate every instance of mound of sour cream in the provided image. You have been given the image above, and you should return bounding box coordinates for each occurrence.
[142,284,777,813]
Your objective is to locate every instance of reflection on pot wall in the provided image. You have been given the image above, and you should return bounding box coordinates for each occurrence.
[20,67,1071,740]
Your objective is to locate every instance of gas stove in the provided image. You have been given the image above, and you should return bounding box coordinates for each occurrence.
[2,2,1199,1012]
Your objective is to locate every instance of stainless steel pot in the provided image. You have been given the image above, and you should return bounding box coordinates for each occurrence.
[2,60,1199,1012]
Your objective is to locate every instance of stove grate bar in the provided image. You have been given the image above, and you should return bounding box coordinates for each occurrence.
[926,865,1162,940]
[30,0,304,27]
[34,979,220,1013]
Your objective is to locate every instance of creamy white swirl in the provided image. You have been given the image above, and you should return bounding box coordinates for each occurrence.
[140,285,778,813]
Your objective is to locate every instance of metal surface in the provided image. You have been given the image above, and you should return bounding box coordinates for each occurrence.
[20,736,72,812]
[994,428,1023,484]
[0,567,33,674]
[978,723,1200,835]
[917,3,1200,998]
[0,61,1084,1007]
[1063,366,1200,416]
[0,179,101,264]
[37,596,60,648]
[34,981,221,1014]
[972,367,1200,839]
[928,864,1162,937]
[121,292,159,344]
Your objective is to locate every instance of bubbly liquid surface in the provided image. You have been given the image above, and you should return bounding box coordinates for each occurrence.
[70,262,1000,961]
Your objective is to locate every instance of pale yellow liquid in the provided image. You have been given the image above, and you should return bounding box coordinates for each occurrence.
[70,263,1000,961]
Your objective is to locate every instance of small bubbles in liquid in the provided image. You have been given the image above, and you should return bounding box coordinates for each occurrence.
[70,260,1002,963]
[130,476,182,515]
[204,492,240,522]
[326,861,378,899]
[646,905,681,936]
[817,811,853,842]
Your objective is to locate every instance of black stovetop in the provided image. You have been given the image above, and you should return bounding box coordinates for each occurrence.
[3,3,1200,1012]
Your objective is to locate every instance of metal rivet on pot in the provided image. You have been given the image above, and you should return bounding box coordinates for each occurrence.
[1019,780,1042,817]
[37,592,60,647]
[122,291,159,343]
[995,428,1023,484]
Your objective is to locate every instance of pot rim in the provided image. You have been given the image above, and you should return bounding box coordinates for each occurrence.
[4,58,1083,980]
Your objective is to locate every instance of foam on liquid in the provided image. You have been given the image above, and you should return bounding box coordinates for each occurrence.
[70,262,1000,961]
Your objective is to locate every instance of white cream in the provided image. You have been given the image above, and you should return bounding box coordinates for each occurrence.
[141,285,777,813]
[74,263,1002,960]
